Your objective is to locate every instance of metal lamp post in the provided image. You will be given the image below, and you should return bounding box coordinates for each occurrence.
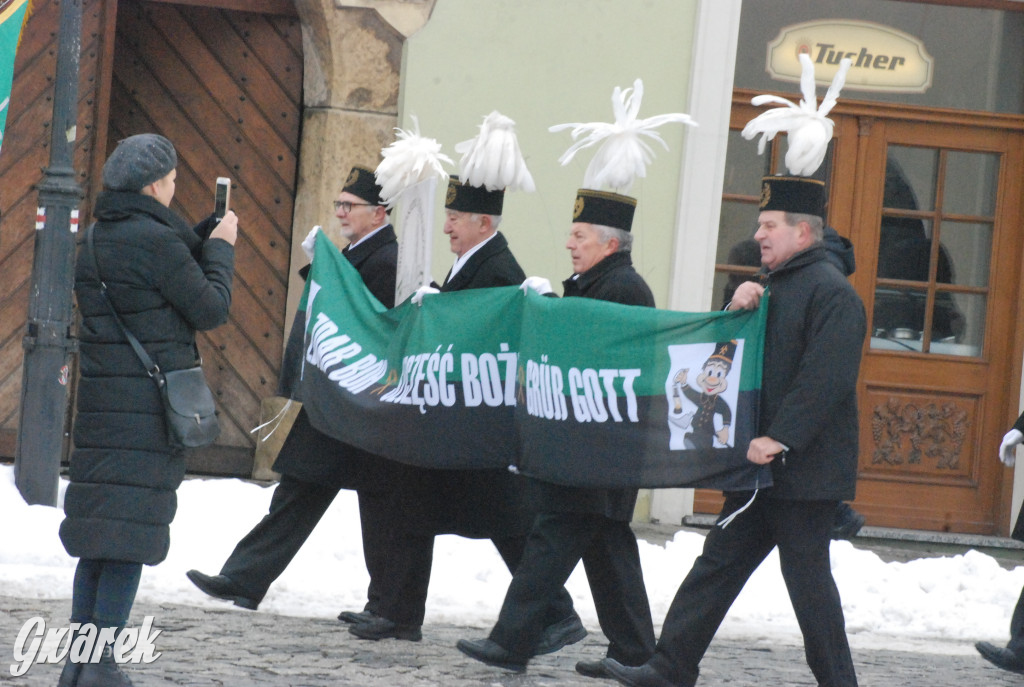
[14,0,84,506]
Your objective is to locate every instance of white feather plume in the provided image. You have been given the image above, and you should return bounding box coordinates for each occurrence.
[374,116,453,207]
[549,79,696,192]
[740,53,852,177]
[454,111,535,193]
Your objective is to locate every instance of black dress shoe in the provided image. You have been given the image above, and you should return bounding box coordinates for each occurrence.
[337,609,376,624]
[575,659,609,678]
[349,617,422,642]
[976,641,1024,674]
[535,613,588,655]
[601,658,679,687]
[831,503,866,540]
[185,570,259,610]
[456,638,527,673]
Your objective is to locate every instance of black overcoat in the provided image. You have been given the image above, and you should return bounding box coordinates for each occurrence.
[757,245,866,501]
[272,225,399,491]
[526,251,655,522]
[61,191,234,565]
[399,231,530,537]
[1009,411,1024,542]
[438,231,525,292]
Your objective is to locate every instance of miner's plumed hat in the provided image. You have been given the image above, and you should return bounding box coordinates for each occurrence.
[342,165,385,206]
[759,175,826,219]
[572,189,636,232]
[445,176,504,216]
[708,340,738,368]
[102,134,177,192]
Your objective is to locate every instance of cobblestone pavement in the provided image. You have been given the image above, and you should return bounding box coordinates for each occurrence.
[2,594,1021,686]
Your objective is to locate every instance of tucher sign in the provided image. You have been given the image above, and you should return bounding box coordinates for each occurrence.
[767,19,933,94]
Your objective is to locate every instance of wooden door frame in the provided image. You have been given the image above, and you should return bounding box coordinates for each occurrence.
[845,114,1024,534]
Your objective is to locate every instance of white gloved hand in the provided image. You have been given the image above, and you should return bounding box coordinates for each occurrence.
[520,276,553,296]
[411,285,440,306]
[301,225,321,262]
[1000,429,1023,466]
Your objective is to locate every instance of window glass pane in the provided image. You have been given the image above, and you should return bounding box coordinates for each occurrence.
[942,151,999,217]
[931,290,965,343]
[872,285,928,342]
[870,289,978,356]
[878,217,933,282]
[717,201,760,265]
[938,221,992,289]
[886,147,937,211]
[941,292,985,357]
[723,130,773,195]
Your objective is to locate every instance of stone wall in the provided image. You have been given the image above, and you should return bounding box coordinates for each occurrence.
[286,1,434,326]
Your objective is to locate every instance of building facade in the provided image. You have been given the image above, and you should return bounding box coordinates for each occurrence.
[2,0,1022,536]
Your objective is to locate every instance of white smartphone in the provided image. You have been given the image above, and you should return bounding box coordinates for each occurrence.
[214,177,231,221]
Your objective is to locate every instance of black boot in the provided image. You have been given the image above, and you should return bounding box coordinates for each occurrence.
[56,658,81,687]
[76,646,134,687]
[57,621,88,687]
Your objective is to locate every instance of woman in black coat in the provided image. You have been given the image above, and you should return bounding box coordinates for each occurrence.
[57,134,236,687]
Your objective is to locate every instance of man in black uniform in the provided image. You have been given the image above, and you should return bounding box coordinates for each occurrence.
[457,189,657,677]
[976,410,1024,675]
[186,166,399,621]
[350,177,584,652]
[603,175,865,687]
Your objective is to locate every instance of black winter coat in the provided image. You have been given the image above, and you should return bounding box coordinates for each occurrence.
[272,225,399,491]
[398,231,530,538]
[757,245,866,501]
[527,251,656,522]
[61,191,234,565]
[439,231,525,291]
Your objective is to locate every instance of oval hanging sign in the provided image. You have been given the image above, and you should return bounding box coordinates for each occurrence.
[767,20,933,94]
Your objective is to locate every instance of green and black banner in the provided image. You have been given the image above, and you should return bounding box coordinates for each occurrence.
[298,238,772,491]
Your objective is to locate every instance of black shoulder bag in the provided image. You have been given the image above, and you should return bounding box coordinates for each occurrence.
[85,224,220,449]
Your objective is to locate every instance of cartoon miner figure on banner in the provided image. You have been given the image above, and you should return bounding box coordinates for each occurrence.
[666,340,742,451]
[672,340,737,448]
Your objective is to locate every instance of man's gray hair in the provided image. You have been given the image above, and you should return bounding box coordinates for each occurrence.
[470,213,502,230]
[785,212,824,241]
[592,223,632,252]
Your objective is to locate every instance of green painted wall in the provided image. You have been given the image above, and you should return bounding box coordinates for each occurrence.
[399,0,698,306]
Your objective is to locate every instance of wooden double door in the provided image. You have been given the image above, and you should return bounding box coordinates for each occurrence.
[0,0,302,474]
[709,93,1024,534]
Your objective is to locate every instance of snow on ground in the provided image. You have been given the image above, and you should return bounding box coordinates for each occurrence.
[2,464,1020,656]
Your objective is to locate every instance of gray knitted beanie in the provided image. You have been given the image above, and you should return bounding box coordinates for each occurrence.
[102,134,177,191]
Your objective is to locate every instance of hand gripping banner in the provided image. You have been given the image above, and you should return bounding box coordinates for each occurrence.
[298,238,771,491]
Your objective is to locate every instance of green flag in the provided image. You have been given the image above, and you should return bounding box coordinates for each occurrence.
[298,236,771,491]
[0,0,30,154]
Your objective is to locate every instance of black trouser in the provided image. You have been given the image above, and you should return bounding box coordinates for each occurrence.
[1007,585,1024,656]
[488,512,655,663]
[376,530,576,629]
[649,495,858,687]
[219,474,391,612]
